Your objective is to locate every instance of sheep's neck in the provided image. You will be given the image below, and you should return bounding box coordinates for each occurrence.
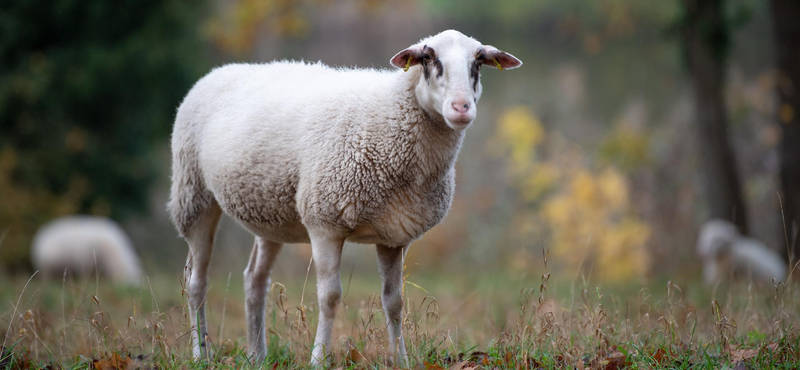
[393,70,465,178]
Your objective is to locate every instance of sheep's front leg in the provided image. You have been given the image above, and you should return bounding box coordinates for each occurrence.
[376,244,409,367]
[309,232,344,366]
[244,237,283,364]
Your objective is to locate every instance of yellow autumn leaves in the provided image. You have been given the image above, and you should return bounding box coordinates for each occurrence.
[492,106,650,282]
[490,106,544,171]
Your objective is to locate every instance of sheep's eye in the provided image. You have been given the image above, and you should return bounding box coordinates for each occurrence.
[423,54,432,60]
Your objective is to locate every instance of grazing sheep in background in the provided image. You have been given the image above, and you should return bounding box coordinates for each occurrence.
[168,29,522,365]
[697,219,787,285]
[31,216,141,285]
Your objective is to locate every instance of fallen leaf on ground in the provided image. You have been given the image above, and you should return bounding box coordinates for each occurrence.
[601,351,628,370]
[345,348,363,364]
[91,353,138,370]
[730,348,760,363]
[651,348,667,364]
[728,342,780,363]
[424,361,445,370]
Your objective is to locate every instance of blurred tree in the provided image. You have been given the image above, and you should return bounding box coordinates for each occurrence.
[0,0,208,270]
[205,0,327,57]
[679,0,748,233]
[771,0,800,262]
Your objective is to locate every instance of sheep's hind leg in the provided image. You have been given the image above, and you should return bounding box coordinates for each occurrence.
[377,244,409,367]
[244,237,283,364]
[183,203,222,360]
[308,231,345,366]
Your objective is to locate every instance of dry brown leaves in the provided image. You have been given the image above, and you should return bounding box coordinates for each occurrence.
[345,347,364,364]
[570,347,629,370]
[334,347,403,370]
[423,362,445,370]
[728,342,780,365]
[425,351,544,370]
[91,353,131,370]
[650,348,668,365]
[0,347,149,370]
[598,350,628,370]
[91,353,145,370]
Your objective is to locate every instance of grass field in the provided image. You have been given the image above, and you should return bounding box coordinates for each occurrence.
[1,256,799,369]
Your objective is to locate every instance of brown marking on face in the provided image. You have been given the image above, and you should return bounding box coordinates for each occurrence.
[434,57,444,78]
[471,49,485,92]
[421,45,440,81]
[470,61,481,92]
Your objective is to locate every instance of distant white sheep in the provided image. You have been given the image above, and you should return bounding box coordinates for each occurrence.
[697,219,787,284]
[167,29,522,365]
[31,216,141,285]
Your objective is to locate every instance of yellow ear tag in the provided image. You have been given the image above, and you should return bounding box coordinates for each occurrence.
[403,55,412,72]
[492,58,504,71]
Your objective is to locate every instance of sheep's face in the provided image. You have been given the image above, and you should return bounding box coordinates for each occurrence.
[697,219,738,260]
[391,30,522,130]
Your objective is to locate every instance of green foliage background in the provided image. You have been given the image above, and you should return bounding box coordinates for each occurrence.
[0,0,784,282]
[0,0,209,269]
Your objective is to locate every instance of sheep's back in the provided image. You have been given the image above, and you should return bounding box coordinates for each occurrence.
[732,238,787,282]
[31,216,140,282]
[181,62,459,245]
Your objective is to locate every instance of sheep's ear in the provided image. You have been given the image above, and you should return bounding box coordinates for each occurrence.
[481,45,522,70]
[390,45,424,71]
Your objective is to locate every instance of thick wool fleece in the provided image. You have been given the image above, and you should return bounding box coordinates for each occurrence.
[168,62,464,247]
[697,219,786,284]
[31,216,141,284]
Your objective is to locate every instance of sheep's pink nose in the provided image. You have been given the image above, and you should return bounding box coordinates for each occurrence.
[452,101,470,114]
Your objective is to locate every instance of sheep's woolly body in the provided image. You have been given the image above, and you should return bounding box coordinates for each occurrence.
[169,61,463,246]
[169,30,525,364]
[697,219,786,284]
[31,216,141,284]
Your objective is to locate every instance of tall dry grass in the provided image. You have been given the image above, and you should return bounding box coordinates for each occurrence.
[1,251,799,369]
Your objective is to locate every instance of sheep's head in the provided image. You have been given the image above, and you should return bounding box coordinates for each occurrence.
[697,219,739,260]
[390,30,522,130]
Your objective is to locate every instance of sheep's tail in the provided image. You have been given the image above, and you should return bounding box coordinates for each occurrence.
[167,115,216,237]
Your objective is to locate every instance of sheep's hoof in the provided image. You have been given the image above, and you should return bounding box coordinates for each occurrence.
[395,356,410,368]
[384,354,409,368]
[192,335,215,361]
[247,350,267,366]
[308,352,331,368]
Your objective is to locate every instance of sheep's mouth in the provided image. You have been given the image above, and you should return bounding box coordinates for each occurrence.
[445,118,473,130]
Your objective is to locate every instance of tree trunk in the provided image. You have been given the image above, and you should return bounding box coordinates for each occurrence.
[681,0,749,234]
[771,0,800,262]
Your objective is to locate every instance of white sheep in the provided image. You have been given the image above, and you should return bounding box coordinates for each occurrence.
[167,30,522,365]
[697,219,787,285]
[31,215,141,285]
